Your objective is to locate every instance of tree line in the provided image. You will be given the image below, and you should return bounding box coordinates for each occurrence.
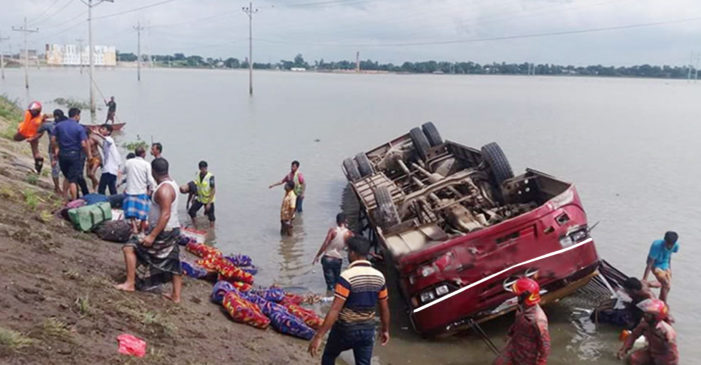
[116,52,694,79]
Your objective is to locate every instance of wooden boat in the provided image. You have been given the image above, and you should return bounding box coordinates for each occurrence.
[85,122,126,132]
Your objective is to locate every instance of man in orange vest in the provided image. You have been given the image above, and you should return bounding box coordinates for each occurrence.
[13,101,47,173]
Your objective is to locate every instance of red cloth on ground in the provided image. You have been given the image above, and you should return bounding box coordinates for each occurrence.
[283,303,323,330]
[117,333,146,358]
[494,304,550,365]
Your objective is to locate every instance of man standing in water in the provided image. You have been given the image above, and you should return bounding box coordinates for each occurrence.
[269,160,306,213]
[493,278,550,365]
[313,213,354,291]
[642,231,679,303]
[188,161,216,228]
[14,101,47,173]
[116,158,182,303]
[122,146,155,234]
[105,96,116,123]
[308,236,390,365]
[280,180,296,236]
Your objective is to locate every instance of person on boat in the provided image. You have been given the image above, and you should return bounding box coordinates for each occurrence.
[52,108,92,201]
[105,96,116,123]
[13,101,48,173]
[122,146,156,234]
[313,213,354,291]
[269,160,306,213]
[150,142,162,159]
[94,124,122,195]
[308,236,390,365]
[494,277,550,365]
[617,298,678,364]
[642,231,679,303]
[280,180,296,236]
[116,157,183,303]
[85,127,102,191]
[36,109,67,194]
[188,161,215,228]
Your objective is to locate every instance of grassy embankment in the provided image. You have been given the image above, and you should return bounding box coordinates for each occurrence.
[0,95,311,364]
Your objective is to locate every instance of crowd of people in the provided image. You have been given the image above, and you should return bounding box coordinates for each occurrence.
[11,100,680,364]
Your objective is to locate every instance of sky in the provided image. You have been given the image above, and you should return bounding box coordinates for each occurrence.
[2,0,701,66]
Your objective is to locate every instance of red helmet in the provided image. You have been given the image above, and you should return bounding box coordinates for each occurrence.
[637,298,668,321]
[512,278,541,306]
[28,101,42,111]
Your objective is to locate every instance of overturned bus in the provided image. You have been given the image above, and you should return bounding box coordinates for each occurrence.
[342,122,600,336]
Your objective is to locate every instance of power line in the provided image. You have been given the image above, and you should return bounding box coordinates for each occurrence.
[93,0,178,20]
[12,18,39,89]
[28,0,69,25]
[254,14,701,48]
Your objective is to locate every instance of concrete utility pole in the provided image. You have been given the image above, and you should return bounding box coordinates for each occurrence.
[0,33,9,80]
[12,18,38,89]
[81,0,114,123]
[133,22,144,81]
[355,51,360,73]
[242,2,258,96]
[76,38,84,74]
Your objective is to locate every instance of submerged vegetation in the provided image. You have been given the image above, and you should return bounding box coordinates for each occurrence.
[53,97,92,111]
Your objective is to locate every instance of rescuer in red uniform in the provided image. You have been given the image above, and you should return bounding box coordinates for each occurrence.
[494,277,550,365]
[618,298,679,365]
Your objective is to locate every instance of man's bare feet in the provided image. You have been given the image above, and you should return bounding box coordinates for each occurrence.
[115,282,135,292]
[163,293,180,303]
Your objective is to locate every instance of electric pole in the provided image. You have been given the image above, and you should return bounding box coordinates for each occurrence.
[0,33,9,80]
[242,2,258,96]
[134,22,144,81]
[76,38,84,74]
[81,0,114,123]
[12,18,38,89]
[355,51,360,73]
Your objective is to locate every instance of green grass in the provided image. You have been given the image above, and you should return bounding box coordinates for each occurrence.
[25,173,39,185]
[22,189,39,210]
[0,327,34,352]
[0,95,23,140]
[41,318,73,342]
[74,295,91,317]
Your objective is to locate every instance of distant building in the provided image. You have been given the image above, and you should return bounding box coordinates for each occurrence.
[45,44,116,66]
[290,67,306,72]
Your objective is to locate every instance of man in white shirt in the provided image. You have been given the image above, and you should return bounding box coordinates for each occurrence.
[122,146,156,234]
[96,124,122,195]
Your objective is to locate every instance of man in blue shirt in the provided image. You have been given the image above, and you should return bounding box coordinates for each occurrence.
[643,231,679,303]
[52,108,92,201]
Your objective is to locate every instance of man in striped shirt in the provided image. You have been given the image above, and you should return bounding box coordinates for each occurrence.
[308,237,390,365]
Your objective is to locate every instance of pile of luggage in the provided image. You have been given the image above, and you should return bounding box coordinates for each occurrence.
[57,193,132,242]
[185,242,323,340]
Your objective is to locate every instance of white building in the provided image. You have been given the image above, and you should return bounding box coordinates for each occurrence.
[46,44,116,66]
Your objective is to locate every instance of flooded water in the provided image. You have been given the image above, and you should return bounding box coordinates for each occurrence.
[2,68,699,364]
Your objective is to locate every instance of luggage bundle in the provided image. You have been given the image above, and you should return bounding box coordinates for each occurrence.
[94,220,132,243]
[68,202,112,232]
[222,291,270,329]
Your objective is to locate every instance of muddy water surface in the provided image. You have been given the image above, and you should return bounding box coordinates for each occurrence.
[2,68,699,364]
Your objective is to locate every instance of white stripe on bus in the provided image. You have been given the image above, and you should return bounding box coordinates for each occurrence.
[413,238,594,314]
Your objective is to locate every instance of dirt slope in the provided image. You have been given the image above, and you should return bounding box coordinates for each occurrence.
[0,107,312,364]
